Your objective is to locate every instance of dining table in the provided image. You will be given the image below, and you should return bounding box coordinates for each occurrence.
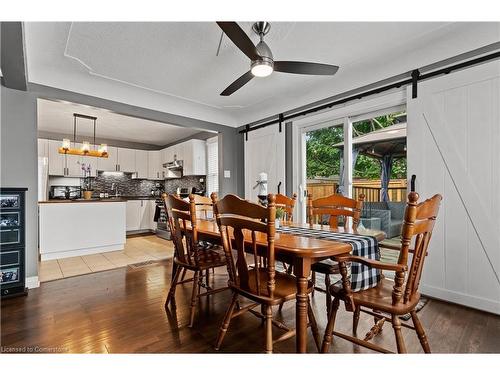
[188,219,385,353]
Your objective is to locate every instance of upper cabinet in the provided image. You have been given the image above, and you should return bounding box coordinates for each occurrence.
[148,151,162,180]
[42,138,207,179]
[182,139,206,176]
[97,146,118,172]
[116,147,136,173]
[134,150,149,179]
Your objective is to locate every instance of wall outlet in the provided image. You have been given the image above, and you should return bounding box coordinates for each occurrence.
[224,170,231,178]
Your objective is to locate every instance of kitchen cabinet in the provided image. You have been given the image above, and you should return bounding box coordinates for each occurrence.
[48,140,65,176]
[134,150,149,179]
[126,199,154,232]
[116,147,136,172]
[48,139,81,177]
[38,139,48,158]
[139,200,151,230]
[148,200,157,231]
[97,146,118,172]
[148,151,162,180]
[182,139,207,176]
[126,200,141,231]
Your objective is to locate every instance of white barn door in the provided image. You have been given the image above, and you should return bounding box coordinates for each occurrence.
[244,125,285,202]
[407,60,500,314]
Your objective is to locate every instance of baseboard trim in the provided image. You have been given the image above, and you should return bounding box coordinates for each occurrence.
[26,276,40,289]
[421,284,500,315]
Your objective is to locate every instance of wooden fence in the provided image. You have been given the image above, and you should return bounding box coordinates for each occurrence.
[307,179,407,202]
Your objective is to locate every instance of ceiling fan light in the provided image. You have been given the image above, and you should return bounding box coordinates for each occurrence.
[251,61,273,77]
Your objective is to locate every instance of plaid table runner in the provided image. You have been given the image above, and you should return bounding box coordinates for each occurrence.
[276,226,381,291]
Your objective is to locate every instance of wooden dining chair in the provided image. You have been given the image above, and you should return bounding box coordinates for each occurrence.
[321,192,442,353]
[163,193,228,327]
[308,193,365,311]
[192,194,214,220]
[211,193,320,353]
[275,193,297,222]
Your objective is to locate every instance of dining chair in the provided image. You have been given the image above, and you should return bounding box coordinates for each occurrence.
[192,194,214,220]
[163,193,228,327]
[308,193,365,311]
[212,193,320,353]
[275,193,297,222]
[321,192,442,353]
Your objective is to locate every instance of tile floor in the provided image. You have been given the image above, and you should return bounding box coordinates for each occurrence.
[39,235,174,282]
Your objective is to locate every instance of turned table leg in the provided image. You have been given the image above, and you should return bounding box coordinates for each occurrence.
[294,258,311,353]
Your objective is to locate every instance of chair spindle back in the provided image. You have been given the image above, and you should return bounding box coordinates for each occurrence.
[212,193,276,298]
[275,193,297,222]
[393,192,442,305]
[307,193,365,230]
[164,193,199,266]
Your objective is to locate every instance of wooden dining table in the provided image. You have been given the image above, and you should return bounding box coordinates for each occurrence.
[187,219,385,353]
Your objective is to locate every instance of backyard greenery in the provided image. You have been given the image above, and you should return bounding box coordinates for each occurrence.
[306,112,407,180]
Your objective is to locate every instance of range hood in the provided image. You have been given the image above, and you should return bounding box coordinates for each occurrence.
[162,159,183,179]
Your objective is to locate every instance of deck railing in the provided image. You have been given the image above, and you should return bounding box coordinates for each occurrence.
[306,179,407,202]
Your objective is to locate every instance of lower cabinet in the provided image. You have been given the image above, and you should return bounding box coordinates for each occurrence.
[126,199,155,232]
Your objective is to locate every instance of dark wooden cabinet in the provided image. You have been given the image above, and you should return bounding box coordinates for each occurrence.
[1,187,28,298]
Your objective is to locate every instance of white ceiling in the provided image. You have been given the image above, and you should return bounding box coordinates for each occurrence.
[37,99,204,146]
[24,22,500,127]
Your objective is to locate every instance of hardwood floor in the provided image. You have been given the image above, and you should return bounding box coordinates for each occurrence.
[1,260,499,353]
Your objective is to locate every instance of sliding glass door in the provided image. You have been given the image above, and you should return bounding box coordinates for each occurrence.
[293,93,407,238]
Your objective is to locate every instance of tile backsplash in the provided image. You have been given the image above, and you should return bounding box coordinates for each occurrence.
[48,173,206,197]
[164,175,206,194]
[91,172,164,196]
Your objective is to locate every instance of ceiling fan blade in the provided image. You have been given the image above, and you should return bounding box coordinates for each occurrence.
[220,71,254,96]
[216,22,260,61]
[274,61,339,75]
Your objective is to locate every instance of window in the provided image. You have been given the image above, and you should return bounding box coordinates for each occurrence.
[206,136,219,195]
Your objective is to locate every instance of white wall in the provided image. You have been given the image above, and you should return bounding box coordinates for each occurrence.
[244,125,285,201]
[1,86,38,279]
[407,60,500,314]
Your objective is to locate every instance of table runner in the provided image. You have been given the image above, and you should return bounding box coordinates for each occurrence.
[277,226,381,291]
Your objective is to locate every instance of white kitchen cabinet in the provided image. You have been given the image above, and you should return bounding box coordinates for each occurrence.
[182,139,207,176]
[116,147,136,172]
[66,142,82,177]
[126,199,154,232]
[126,200,142,231]
[148,200,157,231]
[134,150,149,179]
[148,151,162,180]
[38,139,48,158]
[48,139,65,176]
[97,146,118,172]
[139,200,151,230]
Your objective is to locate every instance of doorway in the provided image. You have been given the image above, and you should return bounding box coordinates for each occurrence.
[293,92,407,237]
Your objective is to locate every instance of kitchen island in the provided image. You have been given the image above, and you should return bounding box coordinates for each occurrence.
[38,200,126,261]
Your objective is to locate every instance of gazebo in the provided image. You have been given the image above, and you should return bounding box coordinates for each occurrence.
[334,123,406,202]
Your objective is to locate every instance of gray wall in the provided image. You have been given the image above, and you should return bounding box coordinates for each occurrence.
[1,86,38,278]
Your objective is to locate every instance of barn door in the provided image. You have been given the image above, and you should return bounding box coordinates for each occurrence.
[407,60,500,314]
[244,125,285,202]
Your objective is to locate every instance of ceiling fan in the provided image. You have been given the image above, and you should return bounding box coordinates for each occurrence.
[217,21,339,96]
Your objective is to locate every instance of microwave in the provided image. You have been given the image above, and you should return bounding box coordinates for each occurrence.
[49,186,81,200]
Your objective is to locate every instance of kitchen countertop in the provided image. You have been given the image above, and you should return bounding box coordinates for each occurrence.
[39,195,163,204]
[39,198,128,204]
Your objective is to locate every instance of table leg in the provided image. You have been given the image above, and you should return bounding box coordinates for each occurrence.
[294,257,311,353]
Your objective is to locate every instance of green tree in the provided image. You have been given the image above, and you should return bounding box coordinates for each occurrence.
[306,112,407,180]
